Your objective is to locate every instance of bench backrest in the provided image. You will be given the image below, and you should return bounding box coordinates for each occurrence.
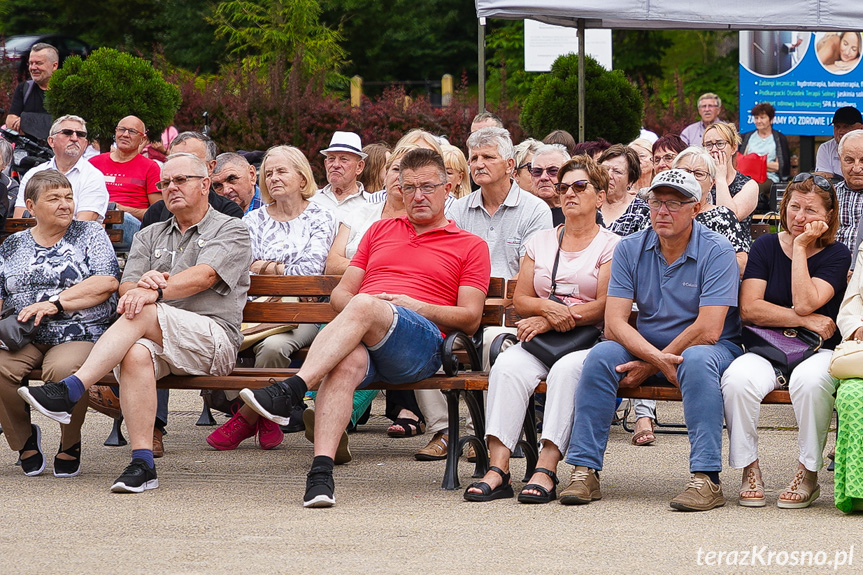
[1,209,125,244]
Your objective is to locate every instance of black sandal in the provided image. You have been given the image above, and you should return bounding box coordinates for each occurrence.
[54,441,81,478]
[387,417,426,438]
[463,466,514,502]
[517,467,559,504]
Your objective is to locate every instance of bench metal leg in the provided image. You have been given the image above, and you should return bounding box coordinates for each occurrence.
[196,400,218,426]
[441,389,463,490]
[104,417,127,447]
[621,402,689,435]
[462,389,488,479]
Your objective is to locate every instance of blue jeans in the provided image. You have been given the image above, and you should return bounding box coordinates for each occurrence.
[359,304,443,387]
[565,339,742,473]
[117,212,141,252]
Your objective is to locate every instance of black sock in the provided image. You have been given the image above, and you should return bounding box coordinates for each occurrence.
[696,471,720,484]
[312,455,334,472]
[279,375,308,397]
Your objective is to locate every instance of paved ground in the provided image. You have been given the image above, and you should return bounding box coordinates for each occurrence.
[0,391,857,575]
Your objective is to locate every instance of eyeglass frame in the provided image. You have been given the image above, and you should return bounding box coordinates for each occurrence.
[155,175,205,191]
[51,129,88,139]
[115,126,143,136]
[677,167,711,182]
[703,140,728,150]
[554,180,592,194]
[401,182,446,195]
[652,153,676,166]
[646,198,698,212]
[529,166,560,179]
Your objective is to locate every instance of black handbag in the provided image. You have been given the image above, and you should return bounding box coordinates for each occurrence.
[521,227,601,367]
[0,305,38,352]
[742,325,822,386]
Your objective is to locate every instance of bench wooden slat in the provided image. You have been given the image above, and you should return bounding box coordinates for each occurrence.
[248,275,342,296]
[243,301,337,323]
[102,210,124,225]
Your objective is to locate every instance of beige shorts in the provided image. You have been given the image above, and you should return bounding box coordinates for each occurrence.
[113,303,237,382]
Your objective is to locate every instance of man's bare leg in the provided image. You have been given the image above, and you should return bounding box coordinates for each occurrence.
[311,345,369,459]
[117,343,159,451]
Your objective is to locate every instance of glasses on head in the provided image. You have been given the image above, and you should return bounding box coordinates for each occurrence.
[678,168,710,181]
[529,166,559,179]
[652,153,676,166]
[554,180,591,194]
[211,174,240,192]
[116,126,142,136]
[646,198,697,212]
[53,129,87,139]
[516,162,532,172]
[703,140,728,150]
[792,172,833,192]
[402,183,445,195]
[155,175,205,191]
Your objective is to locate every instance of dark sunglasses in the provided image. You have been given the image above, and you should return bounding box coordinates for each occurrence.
[53,129,88,139]
[792,172,832,192]
[530,166,560,178]
[554,180,591,194]
[516,161,532,171]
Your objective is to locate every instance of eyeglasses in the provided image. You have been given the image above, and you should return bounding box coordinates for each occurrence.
[792,172,833,192]
[678,168,710,181]
[703,140,728,150]
[646,199,697,212]
[516,162,532,172]
[116,126,143,136]
[402,183,445,195]
[652,153,676,166]
[698,103,719,109]
[211,174,240,192]
[155,175,205,191]
[529,166,559,178]
[554,180,591,194]
[52,129,87,139]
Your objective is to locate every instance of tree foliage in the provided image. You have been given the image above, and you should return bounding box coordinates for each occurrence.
[45,48,182,150]
[521,54,642,143]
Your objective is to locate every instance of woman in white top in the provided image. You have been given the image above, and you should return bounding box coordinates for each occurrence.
[464,155,620,503]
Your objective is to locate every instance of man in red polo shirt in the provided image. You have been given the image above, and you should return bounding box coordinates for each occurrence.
[90,115,161,250]
[240,148,491,508]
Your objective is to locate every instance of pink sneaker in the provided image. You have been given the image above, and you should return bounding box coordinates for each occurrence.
[206,412,256,450]
[257,417,284,450]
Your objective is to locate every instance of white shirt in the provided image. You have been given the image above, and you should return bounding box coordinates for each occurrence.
[15,155,110,220]
[308,182,368,224]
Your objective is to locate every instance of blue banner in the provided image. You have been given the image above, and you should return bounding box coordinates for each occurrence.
[739,31,863,136]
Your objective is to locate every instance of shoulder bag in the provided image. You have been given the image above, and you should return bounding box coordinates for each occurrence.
[0,305,38,352]
[742,325,822,386]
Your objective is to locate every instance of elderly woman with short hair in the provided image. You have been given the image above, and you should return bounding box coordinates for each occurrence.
[0,170,120,477]
[597,144,650,236]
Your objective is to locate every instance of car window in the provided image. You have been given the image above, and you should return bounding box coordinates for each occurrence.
[2,36,39,52]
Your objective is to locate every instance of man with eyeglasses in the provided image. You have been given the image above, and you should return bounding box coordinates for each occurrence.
[560,168,742,512]
[90,116,161,250]
[680,93,723,146]
[13,115,108,221]
[19,152,252,493]
[529,144,570,226]
[237,149,490,507]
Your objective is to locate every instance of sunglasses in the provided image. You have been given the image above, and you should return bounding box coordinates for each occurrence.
[53,129,87,139]
[155,175,205,191]
[554,180,591,194]
[516,161,532,172]
[792,172,832,192]
[530,166,560,178]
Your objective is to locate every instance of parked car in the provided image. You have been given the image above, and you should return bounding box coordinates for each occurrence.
[1,34,92,80]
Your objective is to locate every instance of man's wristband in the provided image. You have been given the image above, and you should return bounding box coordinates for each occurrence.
[156,287,164,301]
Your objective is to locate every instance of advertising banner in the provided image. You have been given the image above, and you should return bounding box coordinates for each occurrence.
[739,31,863,136]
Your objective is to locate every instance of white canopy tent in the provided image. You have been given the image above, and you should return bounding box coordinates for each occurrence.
[474,1,863,139]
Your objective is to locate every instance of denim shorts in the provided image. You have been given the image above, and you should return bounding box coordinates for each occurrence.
[359,303,443,387]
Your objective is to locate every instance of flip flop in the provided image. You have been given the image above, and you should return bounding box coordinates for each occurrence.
[387,417,426,438]
[464,466,514,502]
[518,467,559,504]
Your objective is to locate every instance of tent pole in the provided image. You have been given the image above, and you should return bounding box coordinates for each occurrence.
[578,18,585,142]
[478,18,486,113]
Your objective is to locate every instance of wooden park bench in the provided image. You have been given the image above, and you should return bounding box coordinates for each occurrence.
[2,208,125,245]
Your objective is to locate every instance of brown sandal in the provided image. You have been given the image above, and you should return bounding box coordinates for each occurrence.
[631,418,656,446]
[777,469,820,509]
[88,385,122,419]
[738,467,766,507]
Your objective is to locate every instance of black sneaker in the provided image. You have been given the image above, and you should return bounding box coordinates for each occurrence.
[304,466,335,508]
[19,424,45,476]
[110,459,158,493]
[239,378,304,426]
[53,441,81,478]
[17,381,76,425]
[280,403,307,434]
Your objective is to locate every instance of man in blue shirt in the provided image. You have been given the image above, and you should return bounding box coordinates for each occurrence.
[560,169,743,512]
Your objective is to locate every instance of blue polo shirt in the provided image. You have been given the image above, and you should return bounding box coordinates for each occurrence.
[608,221,741,349]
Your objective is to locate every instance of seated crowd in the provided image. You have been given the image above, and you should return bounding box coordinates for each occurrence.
[2,108,863,517]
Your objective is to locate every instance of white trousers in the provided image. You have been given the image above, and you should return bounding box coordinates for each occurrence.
[485,342,590,453]
[720,350,837,471]
[415,326,516,434]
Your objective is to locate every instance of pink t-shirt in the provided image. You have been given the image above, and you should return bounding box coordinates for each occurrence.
[89,153,161,210]
[525,225,620,309]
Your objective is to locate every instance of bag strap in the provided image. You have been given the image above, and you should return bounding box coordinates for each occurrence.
[23,80,35,106]
[549,225,564,297]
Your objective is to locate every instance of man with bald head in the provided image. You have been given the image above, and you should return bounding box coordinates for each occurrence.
[90,116,161,250]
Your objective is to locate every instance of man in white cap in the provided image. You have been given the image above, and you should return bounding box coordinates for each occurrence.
[309,131,368,222]
[559,169,742,512]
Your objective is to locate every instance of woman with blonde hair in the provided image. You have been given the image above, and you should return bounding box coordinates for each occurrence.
[441,144,471,198]
[702,122,759,235]
[628,138,654,195]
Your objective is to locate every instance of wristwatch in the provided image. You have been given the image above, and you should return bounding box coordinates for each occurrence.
[48,294,64,313]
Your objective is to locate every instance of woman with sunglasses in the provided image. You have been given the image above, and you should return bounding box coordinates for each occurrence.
[465,155,620,503]
[720,173,850,509]
[702,122,759,235]
[513,138,542,194]
[597,144,650,236]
